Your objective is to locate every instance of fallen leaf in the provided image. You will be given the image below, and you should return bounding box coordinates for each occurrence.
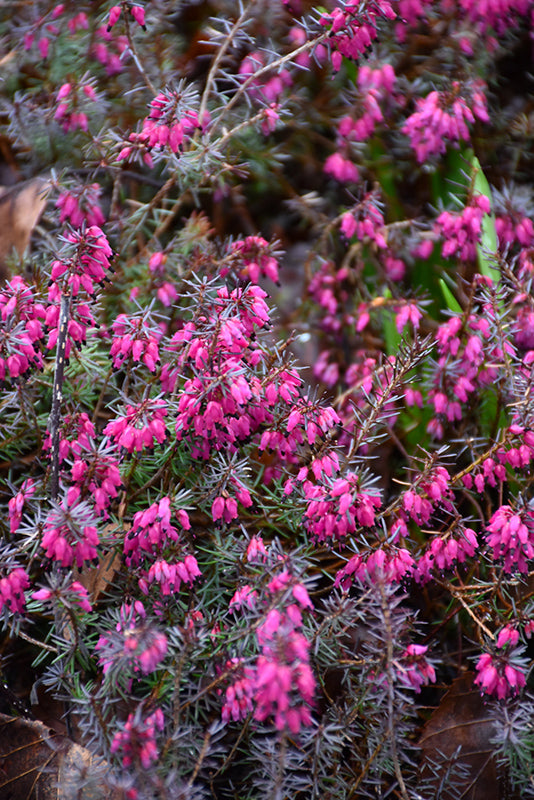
[0,177,50,281]
[418,673,509,800]
[0,713,117,800]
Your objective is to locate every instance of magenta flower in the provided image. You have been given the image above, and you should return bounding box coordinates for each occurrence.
[96,602,168,677]
[474,650,527,699]
[414,528,478,584]
[143,555,201,597]
[435,195,491,262]
[303,472,381,543]
[41,488,100,568]
[229,585,258,611]
[238,52,292,104]
[110,311,161,371]
[107,5,121,29]
[324,153,359,184]
[485,504,534,572]
[104,397,167,454]
[32,579,92,613]
[69,440,122,515]
[229,236,281,285]
[111,708,164,770]
[50,225,113,296]
[123,497,190,566]
[0,567,30,614]
[396,644,436,692]
[319,1,395,72]
[54,80,99,133]
[8,479,36,533]
[402,80,489,162]
[0,278,46,381]
[56,183,105,228]
[253,610,315,734]
[246,536,267,563]
[221,659,256,723]
[129,5,146,28]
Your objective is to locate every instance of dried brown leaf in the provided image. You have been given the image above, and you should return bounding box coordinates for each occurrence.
[419,673,509,800]
[0,713,117,800]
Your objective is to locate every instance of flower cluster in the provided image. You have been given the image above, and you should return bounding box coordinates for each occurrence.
[41,487,100,568]
[4,0,534,795]
[54,81,98,133]
[0,277,46,382]
[56,183,105,228]
[69,439,122,515]
[414,527,478,583]
[8,478,36,533]
[32,578,92,614]
[118,88,208,161]
[110,309,161,371]
[228,236,280,285]
[238,52,292,104]
[254,607,315,734]
[107,4,146,31]
[435,195,491,262]
[340,191,387,249]
[395,644,436,693]
[224,571,315,734]
[319,0,396,71]
[0,565,30,615]
[123,497,191,568]
[301,471,381,543]
[333,62,399,147]
[484,504,534,573]
[96,601,168,677]
[402,80,489,162]
[104,397,167,454]
[163,283,296,462]
[110,708,164,771]
[474,628,527,699]
[50,226,113,297]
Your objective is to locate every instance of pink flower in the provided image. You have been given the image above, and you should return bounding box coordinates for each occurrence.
[246,536,267,563]
[110,311,161,371]
[474,651,526,699]
[104,398,167,454]
[396,644,436,692]
[56,183,105,228]
[324,153,359,184]
[111,708,164,770]
[96,602,167,676]
[230,236,280,285]
[8,479,36,533]
[340,191,387,248]
[319,3,395,71]
[229,585,258,611]
[0,567,29,614]
[32,580,92,613]
[435,195,491,262]
[402,80,489,162]
[130,5,146,28]
[145,555,201,596]
[41,489,100,568]
[221,660,255,723]
[496,625,520,649]
[107,5,121,29]
[253,611,315,733]
[395,302,422,334]
[485,504,534,573]
[50,225,112,296]
[123,497,190,565]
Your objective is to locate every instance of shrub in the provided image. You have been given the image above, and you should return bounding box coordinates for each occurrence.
[1,1,534,797]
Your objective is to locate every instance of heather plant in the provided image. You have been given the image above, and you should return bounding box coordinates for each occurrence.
[1,1,534,798]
